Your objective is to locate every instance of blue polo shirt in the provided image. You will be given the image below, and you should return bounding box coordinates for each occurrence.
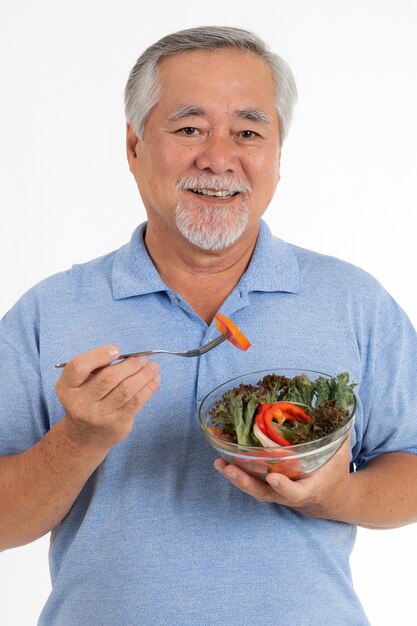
[1,220,417,625]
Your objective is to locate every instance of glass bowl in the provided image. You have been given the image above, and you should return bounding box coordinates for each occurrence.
[198,369,356,481]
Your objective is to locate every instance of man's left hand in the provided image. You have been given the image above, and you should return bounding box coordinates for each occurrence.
[214,435,352,521]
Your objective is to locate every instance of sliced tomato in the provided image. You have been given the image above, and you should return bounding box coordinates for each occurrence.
[268,461,301,480]
[207,427,234,442]
[214,314,251,351]
[266,446,301,479]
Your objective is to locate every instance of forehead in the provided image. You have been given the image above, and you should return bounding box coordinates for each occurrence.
[155,48,277,114]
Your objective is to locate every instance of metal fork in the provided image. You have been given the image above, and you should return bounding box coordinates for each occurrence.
[54,332,229,368]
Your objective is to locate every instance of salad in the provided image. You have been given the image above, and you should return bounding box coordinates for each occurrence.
[208,372,357,447]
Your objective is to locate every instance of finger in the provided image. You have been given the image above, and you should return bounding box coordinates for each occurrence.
[213,459,278,503]
[297,433,352,484]
[265,435,352,502]
[265,472,308,503]
[60,345,120,387]
[86,356,149,401]
[322,435,352,474]
[339,433,352,461]
[117,368,161,422]
[102,360,160,412]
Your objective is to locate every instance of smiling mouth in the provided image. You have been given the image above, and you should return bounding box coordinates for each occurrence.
[188,188,239,198]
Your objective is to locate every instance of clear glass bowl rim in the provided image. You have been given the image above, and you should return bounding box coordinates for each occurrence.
[198,368,357,453]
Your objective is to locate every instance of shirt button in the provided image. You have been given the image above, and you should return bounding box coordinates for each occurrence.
[170,294,179,303]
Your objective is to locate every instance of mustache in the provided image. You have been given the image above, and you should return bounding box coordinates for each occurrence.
[176,175,252,194]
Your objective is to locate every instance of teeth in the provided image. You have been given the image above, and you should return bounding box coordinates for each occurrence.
[191,188,237,197]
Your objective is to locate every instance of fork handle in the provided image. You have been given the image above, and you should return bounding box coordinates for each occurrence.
[55,350,160,368]
[55,333,229,368]
[118,350,169,359]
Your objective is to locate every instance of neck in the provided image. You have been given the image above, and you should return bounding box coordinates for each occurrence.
[144,218,259,323]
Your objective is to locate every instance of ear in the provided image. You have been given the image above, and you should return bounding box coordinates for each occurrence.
[276,148,282,184]
[126,123,140,173]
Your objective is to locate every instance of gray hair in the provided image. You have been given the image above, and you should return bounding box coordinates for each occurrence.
[124,26,297,146]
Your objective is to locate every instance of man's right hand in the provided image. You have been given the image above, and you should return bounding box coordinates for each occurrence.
[0,345,160,550]
[55,345,160,451]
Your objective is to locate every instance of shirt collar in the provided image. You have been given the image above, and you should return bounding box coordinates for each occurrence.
[112,223,167,300]
[111,219,299,301]
[239,220,300,294]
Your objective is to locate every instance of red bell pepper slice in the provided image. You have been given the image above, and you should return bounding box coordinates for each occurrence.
[263,402,311,446]
[214,314,251,351]
[264,407,294,446]
[273,402,311,423]
[255,403,273,437]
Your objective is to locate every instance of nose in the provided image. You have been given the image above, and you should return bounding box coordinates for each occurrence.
[195,133,239,174]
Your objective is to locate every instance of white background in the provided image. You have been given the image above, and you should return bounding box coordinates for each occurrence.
[1,1,416,624]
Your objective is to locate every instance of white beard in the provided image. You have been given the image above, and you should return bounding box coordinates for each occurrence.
[175,200,249,251]
[174,175,252,251]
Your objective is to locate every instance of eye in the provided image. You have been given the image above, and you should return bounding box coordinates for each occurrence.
[177,127,199,136]
[239,130,259,139]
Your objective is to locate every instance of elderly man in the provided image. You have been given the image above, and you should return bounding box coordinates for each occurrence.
[1,26,417,626]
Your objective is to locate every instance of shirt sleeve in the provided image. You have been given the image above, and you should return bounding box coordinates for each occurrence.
[353,286,417,470]
[0,291,49,456]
